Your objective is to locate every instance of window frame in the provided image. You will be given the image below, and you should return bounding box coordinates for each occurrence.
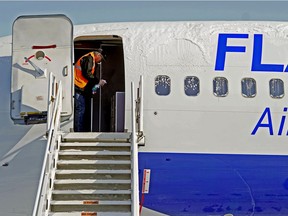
[184,76,200,96]
[213,76,228,97]
[269,78,284,99]
[155,75,171,96]
[241,77,257,98]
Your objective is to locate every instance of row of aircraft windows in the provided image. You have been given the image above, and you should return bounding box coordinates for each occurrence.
[155,75,285,98]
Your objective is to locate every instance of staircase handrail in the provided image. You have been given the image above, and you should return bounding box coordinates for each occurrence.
[47,72,57,131]
[135,75,145,144]
[131,81,140,216]
[32,75,63,216]
[136,75,144,134]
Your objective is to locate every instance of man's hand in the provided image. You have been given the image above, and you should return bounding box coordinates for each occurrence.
[92,80,107,95]
[98,79,107,86]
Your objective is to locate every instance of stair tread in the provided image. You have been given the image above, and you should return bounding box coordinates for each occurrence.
[49,212,131,216]
[56,170,131,174]
[52,189,131,194]
[54,179,131,184]
[59,151,131,155]
[61,132,131,142]
[60,142,131,147]
[57,160,131,164]
[50,200,131,205]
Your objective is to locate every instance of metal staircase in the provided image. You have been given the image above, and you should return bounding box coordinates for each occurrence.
[32,75,143,216]
[49,132,133,216]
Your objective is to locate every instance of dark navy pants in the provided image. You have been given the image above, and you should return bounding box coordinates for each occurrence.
[74,92,86,132]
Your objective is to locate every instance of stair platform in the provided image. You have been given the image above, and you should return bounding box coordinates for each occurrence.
[61,132,131,143]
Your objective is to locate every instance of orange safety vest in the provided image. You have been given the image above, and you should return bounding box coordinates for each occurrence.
[74,51,102,89]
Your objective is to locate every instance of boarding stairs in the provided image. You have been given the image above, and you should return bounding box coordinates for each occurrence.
[48,132,133,216]
[32,74,144,216]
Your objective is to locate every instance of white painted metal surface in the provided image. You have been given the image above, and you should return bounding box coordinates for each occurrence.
[11,15,73,123]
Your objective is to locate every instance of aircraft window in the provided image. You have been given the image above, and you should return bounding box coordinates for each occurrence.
[35,51,45,60]
[213,77,228,97]
[155,75,171,96]
[241,78,256,98]
[184,76,199,96]
[269,78,284,98]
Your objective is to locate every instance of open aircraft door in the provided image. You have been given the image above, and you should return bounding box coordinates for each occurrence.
[11,15,73,124]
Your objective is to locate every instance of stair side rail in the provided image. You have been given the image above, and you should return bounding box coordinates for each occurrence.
[131,81,140,216]
[47,72,57,131]
[136,75,144,144]
[32,75,63,216]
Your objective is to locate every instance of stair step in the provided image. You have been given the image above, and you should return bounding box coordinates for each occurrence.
[52,194,131,201]
[54,179,131,190]
[49,212,131,216]
[58,160,131,164]
[61,132,131,143]
[58,151,131,161]
[57,160,131,170]
[56,169,131,180]
[51,200,131,205]
[60,143,131,152]
[53,189,131,195]
[59,151,131,155]
[60,143,131,147]
[50,200,131,212]
[52,189,131,201]
[54,179,131,184]
[56,170,131,174]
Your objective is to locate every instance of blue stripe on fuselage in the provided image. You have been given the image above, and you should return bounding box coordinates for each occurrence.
[138,152,288,216]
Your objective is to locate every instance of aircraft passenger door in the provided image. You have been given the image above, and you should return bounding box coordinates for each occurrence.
[11,15,73,124]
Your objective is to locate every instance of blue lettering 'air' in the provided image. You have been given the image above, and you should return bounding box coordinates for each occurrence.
[278,107,287,135]
[251,34,284,72]
[251,107,273,135]
[215,33,248,71]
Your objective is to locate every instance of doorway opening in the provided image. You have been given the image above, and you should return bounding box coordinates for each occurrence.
[74,35,125,132]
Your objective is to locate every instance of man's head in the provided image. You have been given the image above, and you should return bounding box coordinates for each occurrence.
[93,51,103,63]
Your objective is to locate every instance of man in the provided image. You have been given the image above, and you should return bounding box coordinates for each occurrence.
[74,51,107,132]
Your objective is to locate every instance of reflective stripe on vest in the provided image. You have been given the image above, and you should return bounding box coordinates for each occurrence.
[74,52,100,89]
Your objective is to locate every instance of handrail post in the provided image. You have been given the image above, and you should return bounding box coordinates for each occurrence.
[139,75,144,133]
[131,82,139,216]
[47,72,55,131]
[136,75,144,144]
